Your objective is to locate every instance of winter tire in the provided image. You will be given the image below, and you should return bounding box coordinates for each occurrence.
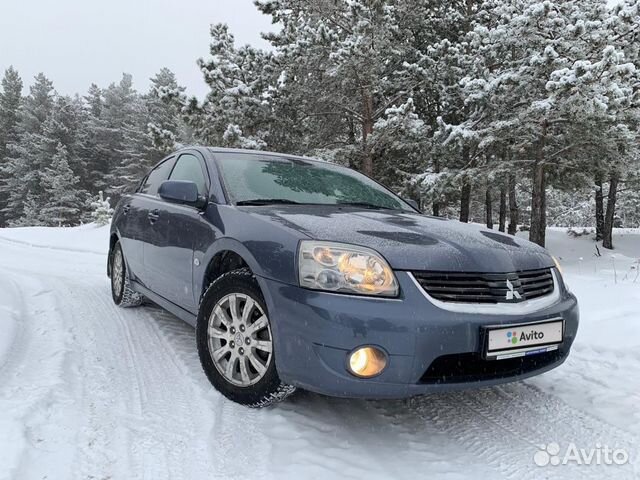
[196,268,296,407]
[110,241,143,308]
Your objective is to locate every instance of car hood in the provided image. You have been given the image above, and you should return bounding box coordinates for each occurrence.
[243,205,553,273]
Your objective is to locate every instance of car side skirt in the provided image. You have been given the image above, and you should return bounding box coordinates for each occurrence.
[130,280,198,327]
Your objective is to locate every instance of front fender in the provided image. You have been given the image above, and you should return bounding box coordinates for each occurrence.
[197,204,306,287]
[201,237,267,278]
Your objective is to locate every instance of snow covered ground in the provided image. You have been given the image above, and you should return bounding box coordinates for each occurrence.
[0,224,638,480]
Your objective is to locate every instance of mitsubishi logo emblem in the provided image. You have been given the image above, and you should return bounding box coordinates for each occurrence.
[505,279,522,301]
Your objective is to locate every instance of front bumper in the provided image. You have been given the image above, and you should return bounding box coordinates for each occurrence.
[257,271,579,399]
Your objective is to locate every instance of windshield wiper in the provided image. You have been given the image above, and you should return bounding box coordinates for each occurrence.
[236,199,398,210]
[236,198,302,206]
[336,202,396,210]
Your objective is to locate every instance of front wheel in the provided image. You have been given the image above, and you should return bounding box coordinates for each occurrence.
[196,268,295,407]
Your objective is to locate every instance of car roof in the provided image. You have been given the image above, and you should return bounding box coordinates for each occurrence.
[169,146,333,166]
[205,146,328,164]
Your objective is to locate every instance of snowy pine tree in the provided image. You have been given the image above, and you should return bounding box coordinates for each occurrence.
[12,193,45,227]
[147,67,190,153]
[109,95,156,195]
[87,74,157,198]
[40,143,83,226]
[0,67,23,161]
[256,0,422,174]
[190,23,272,149]
[370,98,430,198]
[443,0,638,246]
[1,73,55,224]
[91,74,141,195]
[0,66,23,226]
[90,190,114,226]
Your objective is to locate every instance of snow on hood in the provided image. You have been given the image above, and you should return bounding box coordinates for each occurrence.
[245,205,553,273]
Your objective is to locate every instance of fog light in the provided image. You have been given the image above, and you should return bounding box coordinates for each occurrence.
[348,346,387,378]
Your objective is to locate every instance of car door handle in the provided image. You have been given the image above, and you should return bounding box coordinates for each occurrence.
[122,204,131,214]
[148,209,159,224]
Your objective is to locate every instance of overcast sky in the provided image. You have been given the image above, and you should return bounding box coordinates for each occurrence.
[0,0,274,100]
[2,0,624,101]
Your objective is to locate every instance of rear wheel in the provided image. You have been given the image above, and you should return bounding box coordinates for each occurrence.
[110,241,143,308]
[196,268,295,407]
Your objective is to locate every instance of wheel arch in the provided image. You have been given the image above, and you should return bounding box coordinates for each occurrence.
[199,239,264,303]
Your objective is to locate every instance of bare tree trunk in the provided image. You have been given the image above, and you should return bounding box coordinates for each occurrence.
[485,187,493,229]
[507,174,519,235]
[432,156,440,216]
[460,179,471,223]
[498,185,507,232]
[595,175,605,241]
[459,147,471,223]
[348,116,356,143]
[529,161,547,247]
[529,126,547,247]
[602,174,619,250]
[361,89,374,177]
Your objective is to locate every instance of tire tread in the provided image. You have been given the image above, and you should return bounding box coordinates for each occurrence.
[197,268,296,408]
[111,242,143,308]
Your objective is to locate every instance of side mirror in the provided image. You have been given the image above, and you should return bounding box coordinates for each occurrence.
[158,180,207,209]
[405,198,421,212]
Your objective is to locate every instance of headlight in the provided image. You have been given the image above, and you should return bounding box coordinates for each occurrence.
[552,256,563,277]
[298,241,399,297]
[552,255,571,292]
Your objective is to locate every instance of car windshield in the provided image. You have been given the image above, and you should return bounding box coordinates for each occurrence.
[216,154,413,211]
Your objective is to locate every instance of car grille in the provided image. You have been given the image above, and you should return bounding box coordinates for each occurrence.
[412,267,554,304]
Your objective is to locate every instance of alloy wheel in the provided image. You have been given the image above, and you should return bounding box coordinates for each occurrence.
[112,248,124,295]
[207,293,273,387]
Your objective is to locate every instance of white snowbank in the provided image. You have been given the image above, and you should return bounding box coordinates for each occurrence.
[0,223,110,254]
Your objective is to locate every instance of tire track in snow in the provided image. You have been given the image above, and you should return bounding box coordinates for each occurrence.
[265,394,399,480]
[0,276,27,383]
[406,383,639,480]
[0,256,219,480]
[62,281,146,480]
[68,283,218,480]
[269,393,501,480]
[0,273,81,480]
[142,306,275,480]
[557,346,640,434]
